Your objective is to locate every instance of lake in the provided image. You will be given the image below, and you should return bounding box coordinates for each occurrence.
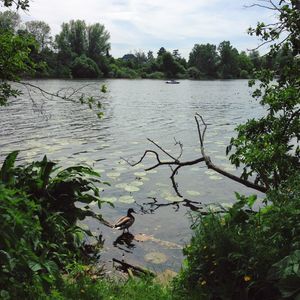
[0,79,265,274]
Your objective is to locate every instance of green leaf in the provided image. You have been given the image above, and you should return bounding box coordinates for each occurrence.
[0,151,19,184]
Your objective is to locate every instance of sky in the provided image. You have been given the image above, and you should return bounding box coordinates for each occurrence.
[13,0,277,58]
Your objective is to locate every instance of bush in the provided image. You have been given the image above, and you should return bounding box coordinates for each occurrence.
[0,151,106,298]
[145,71,165,79]
[49,276,172,300]
[71,55,102,78]
[174,174,300,300]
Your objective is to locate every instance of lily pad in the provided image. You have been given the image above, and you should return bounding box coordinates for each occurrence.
[132,163,145,170]
[162,191,182,202]
[147,169,157,174]
[134,171,147,177]
[209,175,223,180]
[144,251,168,264]
[205,170,217,175]
[186,190,201,196]
[130,181,144,187]
[124,185,140,192]
[107,172,121,178]
[115,166,127,172]
[119,195,135,204]
[115,182,129,189]
[141,176,149,181]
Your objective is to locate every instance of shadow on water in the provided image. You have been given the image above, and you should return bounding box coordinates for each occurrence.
[113,232,135,253]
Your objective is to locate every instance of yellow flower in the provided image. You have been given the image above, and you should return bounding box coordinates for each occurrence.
[244,275,252,282]
[201,280,206,286]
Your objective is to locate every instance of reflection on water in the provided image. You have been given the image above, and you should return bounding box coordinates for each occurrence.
[0,79,265,273]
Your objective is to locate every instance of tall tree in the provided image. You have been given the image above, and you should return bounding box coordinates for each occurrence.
[0,10,20,32]
[218,41,240,78]
[25,20,51,50]
[188,43,219,78]
[87,22,110,61]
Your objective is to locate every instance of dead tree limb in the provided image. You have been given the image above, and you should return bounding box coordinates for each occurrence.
[124,114,267,198]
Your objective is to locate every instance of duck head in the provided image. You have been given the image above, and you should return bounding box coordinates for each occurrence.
[127,208,136,215]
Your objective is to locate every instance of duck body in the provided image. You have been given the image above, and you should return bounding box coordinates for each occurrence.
[113,208,136,232]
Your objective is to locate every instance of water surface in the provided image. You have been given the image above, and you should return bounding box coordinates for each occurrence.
[0,79,264,273]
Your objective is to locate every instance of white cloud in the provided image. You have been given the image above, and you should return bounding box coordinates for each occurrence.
[14,0,276,58]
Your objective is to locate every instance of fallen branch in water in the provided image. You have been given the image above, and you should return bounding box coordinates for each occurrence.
[124,114,267,197]
[112,258,155,277]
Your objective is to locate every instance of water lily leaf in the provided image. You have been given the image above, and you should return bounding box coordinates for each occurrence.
[119,195,135,204]
[115,183,129,189]
[115,166,127,172]
[134,171,147,177]
[147,169,157,174]
[107,172,121,178]
[186,190,201,196]
[205,170,217,175]
[156,183,169,187]
[130,181,144,187]
[144,252,168,264]
[134,233,153,242]
[141,177,149,181]
[190,167,200,172]
[132,164,145,170]
[124,185,140,192]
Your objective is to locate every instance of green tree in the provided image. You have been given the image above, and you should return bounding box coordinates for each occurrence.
[218,41,240,78]
[227,0,300,189]
[0,10,20,32]
[25,20,51,50]
[87,22,110,61]
[238,51,254,78]
[161,51,185,78]
[71,54,101,78]
[157,47,166,57]
[188,43,219,78]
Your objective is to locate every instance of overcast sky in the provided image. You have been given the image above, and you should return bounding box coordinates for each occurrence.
[14,0,276,58]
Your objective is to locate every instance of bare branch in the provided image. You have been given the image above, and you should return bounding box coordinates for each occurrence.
[125,114,268,197]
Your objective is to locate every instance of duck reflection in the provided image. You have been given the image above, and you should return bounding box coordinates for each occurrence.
[113,232,135,253]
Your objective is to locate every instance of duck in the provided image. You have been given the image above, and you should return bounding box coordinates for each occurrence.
[113,208,136,232]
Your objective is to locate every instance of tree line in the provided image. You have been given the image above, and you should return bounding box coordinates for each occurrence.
[0,10,293,80]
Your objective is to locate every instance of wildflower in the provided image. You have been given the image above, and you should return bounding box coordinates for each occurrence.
[201,280,206,286]
[244,275,252,282]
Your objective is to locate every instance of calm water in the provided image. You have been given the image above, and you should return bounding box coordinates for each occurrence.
[0,79,264,273]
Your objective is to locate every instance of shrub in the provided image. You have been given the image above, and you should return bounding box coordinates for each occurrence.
[71,55,102,78]
[173,174,300,300]
[145,71,165,79]
[0,151,106,298]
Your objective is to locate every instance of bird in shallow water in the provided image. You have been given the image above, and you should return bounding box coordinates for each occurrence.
[113,208,136,232]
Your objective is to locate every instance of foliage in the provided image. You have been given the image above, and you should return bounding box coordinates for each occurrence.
[0,10,20,32]
[0,152,107,298]
[218,41,240,79]
[227,0,300,190]
[0,30,36,105]
[49,276,172,300]
[188,44,219,78]
[25,20,51,50]
[55,19,110,76]
[173,174,300,300]
[1,0,29,10]
[71,55,102,78]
